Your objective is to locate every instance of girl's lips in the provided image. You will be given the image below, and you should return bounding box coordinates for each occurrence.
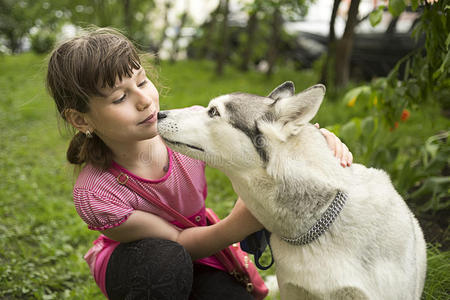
[138,113,157,125]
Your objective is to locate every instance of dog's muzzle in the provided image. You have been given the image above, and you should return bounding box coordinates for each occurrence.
[157,111,168,120]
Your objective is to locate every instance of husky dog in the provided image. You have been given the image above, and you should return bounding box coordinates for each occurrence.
[157,82,426,299]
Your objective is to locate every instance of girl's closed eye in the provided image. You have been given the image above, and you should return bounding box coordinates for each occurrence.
[113,94,126,104]
[112,77,148,104]
[138,79,148,87]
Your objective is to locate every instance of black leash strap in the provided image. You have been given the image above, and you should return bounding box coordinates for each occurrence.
[241,229,274,270]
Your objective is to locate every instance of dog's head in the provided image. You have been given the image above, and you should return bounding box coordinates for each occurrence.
[157,82,325,174]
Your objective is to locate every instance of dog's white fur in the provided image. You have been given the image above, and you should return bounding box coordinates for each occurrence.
[157,82,426,299]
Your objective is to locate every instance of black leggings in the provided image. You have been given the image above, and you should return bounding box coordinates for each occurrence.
[105,238,253,300]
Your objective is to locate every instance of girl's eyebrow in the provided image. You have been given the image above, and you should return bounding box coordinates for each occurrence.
[109,68,144,93]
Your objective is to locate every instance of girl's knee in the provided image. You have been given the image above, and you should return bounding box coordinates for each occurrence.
[128,238,192,273]
[106,238,193,300]
[145,238,192,269]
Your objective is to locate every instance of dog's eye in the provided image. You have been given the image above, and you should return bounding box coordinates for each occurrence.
[208,107,220,118]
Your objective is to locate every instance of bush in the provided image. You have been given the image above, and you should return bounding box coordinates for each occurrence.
[30,30,56,54]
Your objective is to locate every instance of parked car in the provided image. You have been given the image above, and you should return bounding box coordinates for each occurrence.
[291,10,424,80]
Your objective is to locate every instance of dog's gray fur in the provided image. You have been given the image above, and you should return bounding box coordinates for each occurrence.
[157,82,427,299]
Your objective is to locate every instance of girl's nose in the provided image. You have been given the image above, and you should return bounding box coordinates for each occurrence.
[136,92,151,111]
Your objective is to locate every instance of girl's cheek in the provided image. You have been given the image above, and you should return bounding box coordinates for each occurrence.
[152,89,160,104]
[145,83,158,100]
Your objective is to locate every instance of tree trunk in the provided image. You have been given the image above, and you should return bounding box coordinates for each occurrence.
[123,0,132,34]
[153,1,172,64]
[215,0,230,76]
[320,0,341,84]
[386,17,399,35]
[95,0,109,27]
[266,7,282,77]
[334,0,361,87]
[170,9,188,63]
[6,31,20,53]
[240,8,258,71]
[199,4,220,58]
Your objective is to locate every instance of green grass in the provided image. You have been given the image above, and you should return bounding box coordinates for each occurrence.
[0,53,448,299]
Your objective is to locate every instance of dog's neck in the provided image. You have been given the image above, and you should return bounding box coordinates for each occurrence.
[229,169,341,239]
[228,126,348,239]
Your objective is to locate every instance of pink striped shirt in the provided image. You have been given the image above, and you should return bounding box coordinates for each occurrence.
[74,147,225,298]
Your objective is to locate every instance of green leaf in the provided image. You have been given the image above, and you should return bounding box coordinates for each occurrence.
[342,86,371,107]
[361,116,375,136]
[369,6,384,27]
[410,176,450,212]
[432,51,450,80]
[339,118,362,143]
[407,83,420,99]
[411,0,419,11]
[388,0,406,17]
[403,59,410,81]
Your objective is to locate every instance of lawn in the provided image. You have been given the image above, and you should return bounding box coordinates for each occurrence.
[0,53,448,299]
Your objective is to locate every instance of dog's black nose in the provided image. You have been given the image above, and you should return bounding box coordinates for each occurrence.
[157,111,168,120]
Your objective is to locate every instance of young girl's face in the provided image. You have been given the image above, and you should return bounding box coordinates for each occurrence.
[84,67,160,145]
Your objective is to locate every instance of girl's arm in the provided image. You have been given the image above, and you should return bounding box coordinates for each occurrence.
[176,198,262,259]
[101,198,261,260]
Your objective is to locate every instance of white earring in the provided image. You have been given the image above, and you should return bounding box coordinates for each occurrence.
[85,130,93,138]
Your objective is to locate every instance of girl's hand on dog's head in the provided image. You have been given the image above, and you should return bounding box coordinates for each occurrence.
[315,123,353,168]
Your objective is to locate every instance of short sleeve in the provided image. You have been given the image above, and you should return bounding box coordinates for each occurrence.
[74,187,134,231]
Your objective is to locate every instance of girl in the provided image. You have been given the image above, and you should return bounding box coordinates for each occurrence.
[46,27,353,299]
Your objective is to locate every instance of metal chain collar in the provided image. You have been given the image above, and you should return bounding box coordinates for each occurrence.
[281,191,348,246]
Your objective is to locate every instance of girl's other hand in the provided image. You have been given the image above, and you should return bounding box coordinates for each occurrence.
[315,123,353,167]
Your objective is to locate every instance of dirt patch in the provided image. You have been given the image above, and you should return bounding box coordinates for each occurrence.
[416,208,449,250]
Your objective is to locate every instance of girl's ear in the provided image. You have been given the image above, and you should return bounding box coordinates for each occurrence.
[64,109,92,133]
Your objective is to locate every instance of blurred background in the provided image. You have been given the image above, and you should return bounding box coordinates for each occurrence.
[0,0,431,81]
[0,0,448,299]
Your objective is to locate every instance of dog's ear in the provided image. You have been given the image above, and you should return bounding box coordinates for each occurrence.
[273,84,325,126]
[268,81,295,100]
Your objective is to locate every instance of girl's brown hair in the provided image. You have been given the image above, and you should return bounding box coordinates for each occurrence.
[46,27,144,170]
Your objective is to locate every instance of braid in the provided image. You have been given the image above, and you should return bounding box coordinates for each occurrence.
[67,131,113,169]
